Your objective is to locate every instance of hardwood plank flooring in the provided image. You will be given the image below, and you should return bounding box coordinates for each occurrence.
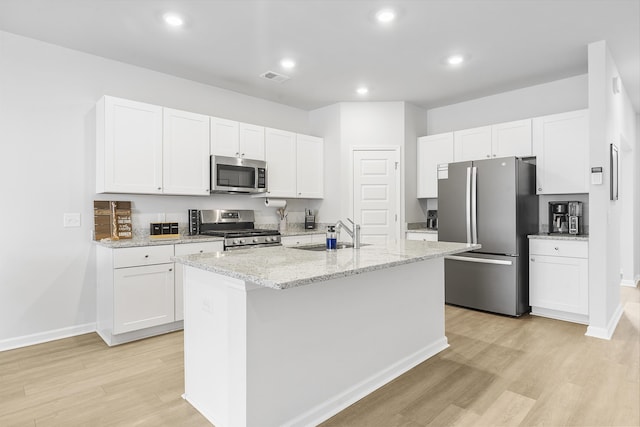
[1,286,638,427]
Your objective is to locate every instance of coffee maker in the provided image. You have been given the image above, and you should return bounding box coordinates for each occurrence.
[567,201,584,235]
[548,202,569,234]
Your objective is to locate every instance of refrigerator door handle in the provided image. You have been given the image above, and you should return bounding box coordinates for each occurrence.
[471,166,478,244]
[466,167,472,243]
[446,255,513,266]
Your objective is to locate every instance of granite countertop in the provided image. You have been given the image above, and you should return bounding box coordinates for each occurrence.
[528,234,589,241]
[94,234,225,248]
[406,228,438,234]
[173,240,480,290]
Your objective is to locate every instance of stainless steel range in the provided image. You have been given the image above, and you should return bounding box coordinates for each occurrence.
[194,209,281,250]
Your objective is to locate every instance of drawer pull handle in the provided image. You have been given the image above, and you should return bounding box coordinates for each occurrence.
[199,250,203,253]
[144,255,149,258]
[554,247,559,251]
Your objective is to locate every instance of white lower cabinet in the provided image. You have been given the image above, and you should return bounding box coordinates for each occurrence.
[174,241,223,321]
[529,239,589,324]
[406,232,438,242]
[113,263,175,334]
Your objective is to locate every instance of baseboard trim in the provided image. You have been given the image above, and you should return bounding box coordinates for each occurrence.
[0,323,96,352]
[585,303,624,340]
[282,337,449,427]
[621,278,638,288]
[531,307,589,325]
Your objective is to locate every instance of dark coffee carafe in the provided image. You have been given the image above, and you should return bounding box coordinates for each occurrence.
[548,202,568,234]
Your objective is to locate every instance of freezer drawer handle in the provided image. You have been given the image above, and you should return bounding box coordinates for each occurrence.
[445,255,513,266]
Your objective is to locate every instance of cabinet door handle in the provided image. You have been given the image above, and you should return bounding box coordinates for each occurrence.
[199,250,203,253]
[169,268,173,272]
[144,255,149,258]
[538,187,542,191]
[531,258,535,262]
[554,247,559,251]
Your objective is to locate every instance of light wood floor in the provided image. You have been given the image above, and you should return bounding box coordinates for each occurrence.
[1,286,638,427]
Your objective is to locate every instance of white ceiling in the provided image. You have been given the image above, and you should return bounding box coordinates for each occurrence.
[0,0,638,112]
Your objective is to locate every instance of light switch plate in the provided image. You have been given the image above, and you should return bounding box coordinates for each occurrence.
[63,213,81,228]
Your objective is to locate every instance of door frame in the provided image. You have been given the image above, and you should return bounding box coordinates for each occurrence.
[350,146,402,240]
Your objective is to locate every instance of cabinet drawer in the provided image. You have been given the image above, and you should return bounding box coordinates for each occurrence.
[113,245,174,268]
[529,239,588,258]
[281,235,314,246]
[175,241,223,256]
[406,232,438,242]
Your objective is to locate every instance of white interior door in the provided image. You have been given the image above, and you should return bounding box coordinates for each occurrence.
[353,149,400,245]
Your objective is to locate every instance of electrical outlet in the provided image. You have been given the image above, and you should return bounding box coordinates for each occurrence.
[63,213,81,228]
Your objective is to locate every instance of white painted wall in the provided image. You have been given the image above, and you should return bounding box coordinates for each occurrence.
[426,74,589,134]
[310,102,408,223]
[586,40,637,338]
[0,31,314,347]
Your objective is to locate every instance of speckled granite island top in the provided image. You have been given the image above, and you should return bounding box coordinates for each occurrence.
[173,240,480,290]
[528,234,589,241]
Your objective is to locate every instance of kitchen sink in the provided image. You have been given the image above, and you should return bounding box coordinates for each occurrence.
[292,243,369,251]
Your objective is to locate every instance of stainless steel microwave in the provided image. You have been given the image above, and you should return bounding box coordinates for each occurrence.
[210,155,267,194]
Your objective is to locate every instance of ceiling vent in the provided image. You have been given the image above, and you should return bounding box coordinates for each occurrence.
[260,71,290,83]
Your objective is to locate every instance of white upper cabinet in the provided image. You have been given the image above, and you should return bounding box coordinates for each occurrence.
[211,118,265,161]
[454,120,532,162]
[417,133,454,198]
[296,134,324,198]
[454,126,492,161]
[210,117,240,157]
[491,119,532,158]
[265,128,297,197]
[265,128,324,199]
[533,109,589,194]
[97,96,163,194]
[162,108,210,195]
[239,123,265,160]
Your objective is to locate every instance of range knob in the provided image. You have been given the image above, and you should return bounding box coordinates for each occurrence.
[253,238,259,243]
[233,239,240,244]
[239,239,245,244]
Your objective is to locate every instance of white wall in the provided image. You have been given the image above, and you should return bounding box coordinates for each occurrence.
[426,74,589,134]
[586,40,637,338]
[0,31,314,347]
[309,103,342,224]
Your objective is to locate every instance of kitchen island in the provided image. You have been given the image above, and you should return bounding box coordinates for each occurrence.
[173,240,479,427]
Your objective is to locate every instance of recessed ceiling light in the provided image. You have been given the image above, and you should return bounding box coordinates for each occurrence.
[163,13,184,27]
[280,59,296,70]
[446,55,465,65]
[356,87,369,95]
[375,8,396,23]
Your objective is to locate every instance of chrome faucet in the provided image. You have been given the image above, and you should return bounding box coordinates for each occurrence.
[335,218,361,249]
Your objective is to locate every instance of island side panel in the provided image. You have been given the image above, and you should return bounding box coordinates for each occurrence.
[245,257,447,427]
[182,257,447,427]
[183,266,248,427]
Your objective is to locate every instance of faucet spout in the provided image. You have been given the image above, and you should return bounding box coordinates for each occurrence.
[335,218,361,249]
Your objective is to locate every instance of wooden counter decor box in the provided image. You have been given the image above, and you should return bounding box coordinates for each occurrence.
[93,200,132,240]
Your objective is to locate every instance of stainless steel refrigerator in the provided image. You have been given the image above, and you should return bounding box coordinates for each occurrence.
[438,157,538,316]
